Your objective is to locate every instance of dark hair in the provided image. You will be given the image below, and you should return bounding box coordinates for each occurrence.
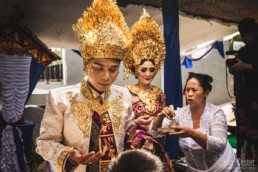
[88,58,121,63]
[184,73,213,93]
[238,18,257,34]
[133,59,155,79]
[106,149,163,172]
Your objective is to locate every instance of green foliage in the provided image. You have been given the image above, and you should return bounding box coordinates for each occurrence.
[229,34,242,50]
[49,48,62,66]
[26,137,44,171]
[53,49,61,57]
[49,60,62,66]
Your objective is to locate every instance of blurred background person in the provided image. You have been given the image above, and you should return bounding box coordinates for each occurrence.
[106,149,164,172]
[228,18,258,162]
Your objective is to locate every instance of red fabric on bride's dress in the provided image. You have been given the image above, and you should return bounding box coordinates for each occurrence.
[124,125,175,172]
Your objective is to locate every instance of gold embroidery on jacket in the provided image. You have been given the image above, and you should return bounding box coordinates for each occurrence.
[67,92,92,138]
[57,146,73,172]
[66,79,113,138]
[109,94,123,134]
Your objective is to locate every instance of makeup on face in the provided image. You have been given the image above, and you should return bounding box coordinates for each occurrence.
[138,61,156,85]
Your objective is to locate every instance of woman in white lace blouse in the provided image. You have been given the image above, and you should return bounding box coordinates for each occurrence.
[150,73,240,172]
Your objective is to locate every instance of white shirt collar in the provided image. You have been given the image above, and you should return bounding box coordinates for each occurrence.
[86,81,106,99]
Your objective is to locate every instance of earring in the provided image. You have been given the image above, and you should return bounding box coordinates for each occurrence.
[83,65,87,75]
[123,69,126,80]
[135,68,138,77]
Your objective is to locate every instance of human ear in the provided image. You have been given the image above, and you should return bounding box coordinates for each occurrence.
[204,90,210,98]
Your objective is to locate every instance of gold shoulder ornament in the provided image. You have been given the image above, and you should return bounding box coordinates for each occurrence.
[125,84,162,112]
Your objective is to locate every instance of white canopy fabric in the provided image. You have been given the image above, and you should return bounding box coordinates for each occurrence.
[0,0,238,52]
[180,40,216,64]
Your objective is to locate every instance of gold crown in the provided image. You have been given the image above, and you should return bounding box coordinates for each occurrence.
[72,0,130,73]
[124,9,166,76]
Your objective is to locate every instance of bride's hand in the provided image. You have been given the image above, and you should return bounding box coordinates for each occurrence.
[134,115,154,125]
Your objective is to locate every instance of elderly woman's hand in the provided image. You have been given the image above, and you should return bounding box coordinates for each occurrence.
[67,149,104,165]
[157,106,175,119]
[168,126,194,138]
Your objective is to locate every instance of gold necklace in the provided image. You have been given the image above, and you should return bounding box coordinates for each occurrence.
[66,80,123,138]
[80,79,110,115]
[125,84,162,112]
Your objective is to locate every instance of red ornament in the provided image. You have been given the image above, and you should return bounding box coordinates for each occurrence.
[93,113,100,121]
[99,99,103,105]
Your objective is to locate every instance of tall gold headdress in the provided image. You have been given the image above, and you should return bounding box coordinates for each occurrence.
[124,9,166,76]
[72,0,130,73]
